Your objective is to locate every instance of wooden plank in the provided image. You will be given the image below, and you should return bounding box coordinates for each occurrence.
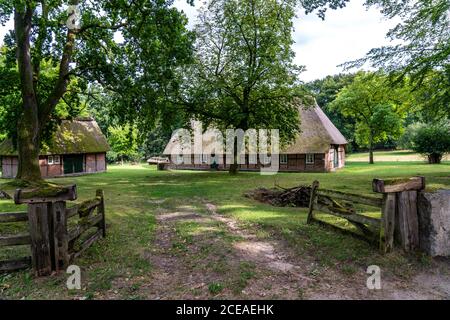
[0,212,28,223]
[96,190,106,237]
[381,193,396,253]
[0,257,31,272]
[66,206,79,219]
[396,191,419,252]
[373,177,425,193]
[68,214,103,242]
[52,201,69,271]
[316,189,383,208]
[307,181,320,224]
[0,234,31,246]
[70,229,103,262]
[28,203,53,277]
[314,204,381,227]
[15,185,77,204]
[78,198,101,218]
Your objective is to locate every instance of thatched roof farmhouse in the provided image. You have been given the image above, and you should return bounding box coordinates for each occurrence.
[0,118,110,178]
[164,102,348,172]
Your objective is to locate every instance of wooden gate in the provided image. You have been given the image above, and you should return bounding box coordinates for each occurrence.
[307,177,425,253]
[0,186,106,276]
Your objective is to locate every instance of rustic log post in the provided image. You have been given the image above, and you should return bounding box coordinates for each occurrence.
[51,201,69,270]
[15,185,77,276]
[396,191,419,251]
[381,193,396,253]
[373,177,425,253]
[307,181,320,224]
[27,203,53,276]
[96,189,106,238]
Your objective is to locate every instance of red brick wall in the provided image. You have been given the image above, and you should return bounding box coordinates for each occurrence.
[96,153,106,172]
[1,157,18,178]
[168,154,328,172]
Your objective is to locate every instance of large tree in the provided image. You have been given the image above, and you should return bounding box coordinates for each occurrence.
[174,0,312,174]
[330,72,409,164]
[304,73,357,150]
[0,0,194,182]
[346,0,450,118]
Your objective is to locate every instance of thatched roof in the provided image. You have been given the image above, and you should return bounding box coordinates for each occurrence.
[163,102,347,155]
[0,118,110,156]
[283,104,348,154]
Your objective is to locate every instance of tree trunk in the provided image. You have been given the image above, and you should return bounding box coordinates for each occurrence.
[13,4,76,182]
[16,116,42,182]
[14,8,43,182]
[428,154,442,164]
[228,136,240,175]
[369,137,374,164]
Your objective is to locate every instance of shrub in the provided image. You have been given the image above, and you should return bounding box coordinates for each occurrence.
[397,123,423,150]
[411,122,450,164]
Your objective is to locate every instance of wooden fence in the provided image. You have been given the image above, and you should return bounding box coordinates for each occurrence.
[307,177,425,253]
[0,211,31,272]
[0,186,106,276]
[307,181,383,245]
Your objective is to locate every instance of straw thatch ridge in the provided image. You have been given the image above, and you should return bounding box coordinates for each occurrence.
[0,119,110,156]
[163,101,348,155]
[282,103,348,154]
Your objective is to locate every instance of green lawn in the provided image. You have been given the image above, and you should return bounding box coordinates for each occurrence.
[347,150,450,162]
[0,159,449,299]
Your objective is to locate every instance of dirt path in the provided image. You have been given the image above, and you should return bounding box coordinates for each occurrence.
[133,201,450,300]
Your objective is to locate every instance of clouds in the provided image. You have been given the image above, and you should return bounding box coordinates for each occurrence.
[292,0,398,81]
[173,0,398,82]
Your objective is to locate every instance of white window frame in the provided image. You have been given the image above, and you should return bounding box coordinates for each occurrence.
[260,154,272,165]
[54,155,61,165]
[249,154,257,165]
[177,154,184,164]
[48,156,54,165]
[306,154,315,165]
[280,154,288,165]
[201,154,209,164]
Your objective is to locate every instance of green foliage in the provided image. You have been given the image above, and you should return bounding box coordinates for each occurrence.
[305,73,357,149]
[411,123,450,164]
[330,72,408,162]
[108,124,140,163]
[0,50,87,145]
[397,122,423,150]
[0,0,195,180]
[346,0,450,118]
[353,103,404,148]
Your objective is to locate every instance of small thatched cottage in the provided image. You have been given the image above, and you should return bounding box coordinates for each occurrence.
[0,118,110,178]
[164,103,348,172]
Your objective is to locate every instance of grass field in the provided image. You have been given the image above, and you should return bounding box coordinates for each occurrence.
[347,150,450,162]
[0,156,449,299]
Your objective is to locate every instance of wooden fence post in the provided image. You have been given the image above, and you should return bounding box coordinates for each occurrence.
[52,201,69,271]
[307,181,320,224]
[373,177,425,253]
[27,203,53,276]
[15,185,77,276]
[96,189,106,237]
[381,193,396,253]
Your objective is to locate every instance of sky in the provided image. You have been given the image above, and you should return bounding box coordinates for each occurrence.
[173,0,399,81]
[0,0,399,82]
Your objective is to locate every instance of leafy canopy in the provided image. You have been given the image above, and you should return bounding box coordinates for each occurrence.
[330,72,409,153]
[176,0,312,149]
[411,122,450,164]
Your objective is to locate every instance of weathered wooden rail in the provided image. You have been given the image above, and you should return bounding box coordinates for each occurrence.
[307,177,425,253]
[0,186,106,276]
[307,181,383,245]
[0,210,31,272]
